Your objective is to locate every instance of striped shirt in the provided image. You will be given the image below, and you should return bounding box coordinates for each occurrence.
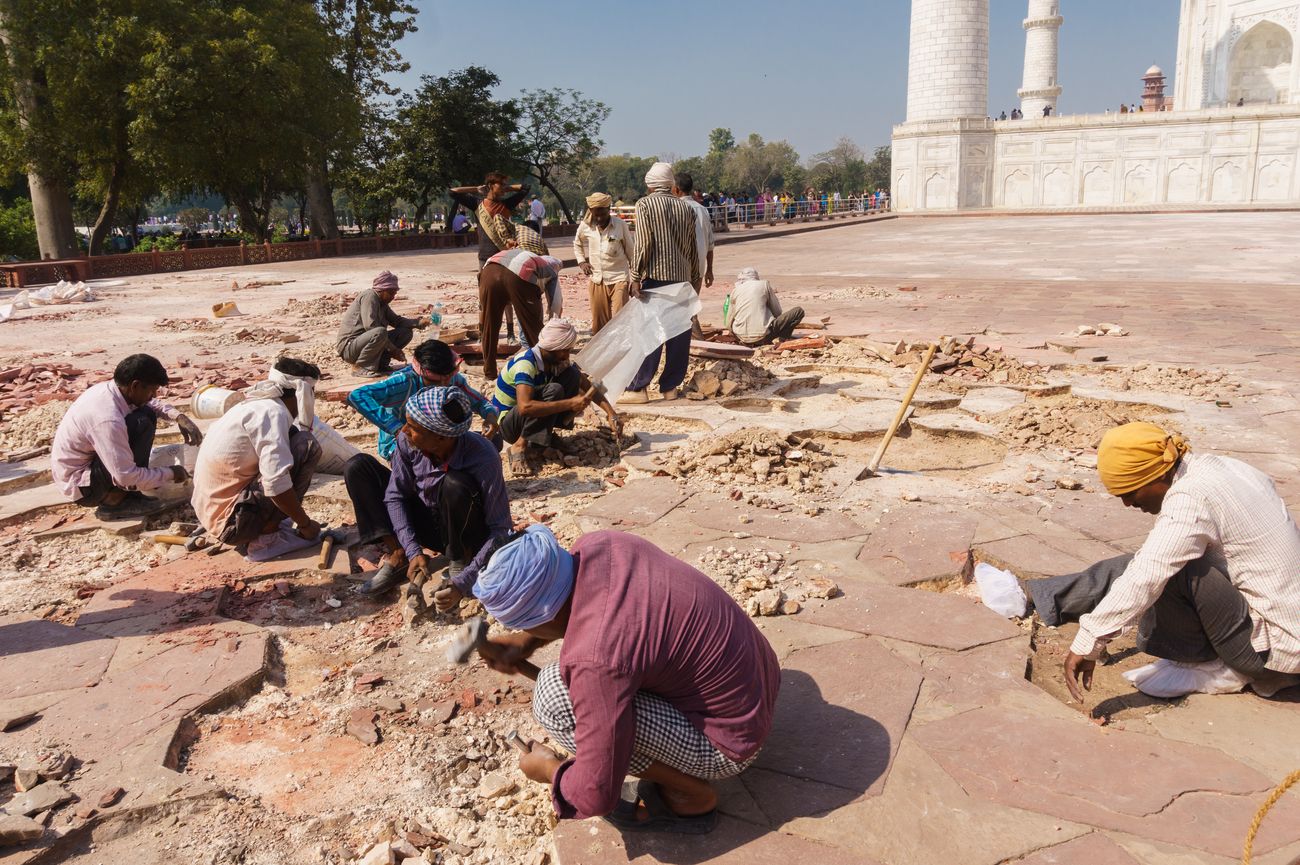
[491,347,547,413]
[347,366,495,461]
[631,191,700,284]
[1072,453,1300,673]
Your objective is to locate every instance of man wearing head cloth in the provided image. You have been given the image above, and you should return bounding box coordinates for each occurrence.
[336,271,429,377]
[342,340,500,594]
[1024,422,1300,701]
[573,191,634,334]
[360,386,512,602]
[618,161,701,404]
[469,526,780,832]
[491,319,620,474]
[725,266,805,346]
[192,358,324,548]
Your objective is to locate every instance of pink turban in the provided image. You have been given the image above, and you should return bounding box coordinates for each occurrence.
[373,271,399,292]
[537,318,578,351]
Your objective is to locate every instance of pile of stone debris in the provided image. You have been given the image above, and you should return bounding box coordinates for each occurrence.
[996,395,1174,451]
[275,293,356,329]
[696,545,839,617]
[0,362,98,417]
[153,317,221,333]
[1100,364,1240,399]
[653,429,833,493]
[0,749,93,847]
[683,359,773,400]
[877,337,1047,385]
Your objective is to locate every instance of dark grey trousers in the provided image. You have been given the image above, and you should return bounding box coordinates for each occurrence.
[1028,554,1270,677]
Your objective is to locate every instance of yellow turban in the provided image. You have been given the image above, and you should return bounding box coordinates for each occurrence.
[1097,422,1190,496]
[585,192,612,209]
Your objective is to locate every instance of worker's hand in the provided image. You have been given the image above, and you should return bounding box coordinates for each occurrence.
[407,553,430,584]
[567,392,593,414]
[414,318,430,330]
[704,267,714,288]
[296,518,322,542]
[169,465,190,484]
[579,261,593,277]
[434,583,463,613]
[519,743,563,784]
[629,281,642,299]
[175,414,204,446]
[478,633,537,675]
[1064,652,1096,703]
[388,348,406,362]
[607,411,623,440]
[482,416,500,440]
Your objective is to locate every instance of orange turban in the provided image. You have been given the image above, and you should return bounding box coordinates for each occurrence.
[1097,422,1190,496]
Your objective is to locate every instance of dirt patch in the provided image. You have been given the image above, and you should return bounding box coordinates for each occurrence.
[995,394,1175,451]
[825,428,1008,479]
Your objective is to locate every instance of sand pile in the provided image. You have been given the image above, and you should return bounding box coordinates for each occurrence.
[695,544,840,617]
[996,395,1174,451]
[0,400,73,457]
[153,317,221,333]
[275,293,357,329]
[1100,364,1240,399]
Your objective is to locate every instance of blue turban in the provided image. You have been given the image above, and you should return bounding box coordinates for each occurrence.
[405,386,472,437]
[473,525,575,630]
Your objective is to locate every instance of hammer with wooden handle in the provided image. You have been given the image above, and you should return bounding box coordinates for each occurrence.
[446,617,540,680]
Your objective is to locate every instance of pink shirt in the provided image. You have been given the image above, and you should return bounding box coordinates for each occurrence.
[50,380,178,500]
[550,531,781,819]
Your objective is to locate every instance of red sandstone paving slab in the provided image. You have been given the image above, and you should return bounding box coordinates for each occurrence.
[612,508,735,557]
[0,619,116,698]
[17,630,268,756]
[911,637,1076,725]
[753,617,859,661]
[800,581,1022,651]
[976,534,1094,578]
[1015,833,1140,865]
[1035,533,1126,566]
[1145,692,1300,783]
[1035,492,1155,543]
[552,814,883,865]
[912,706,1300,857]
[577,476,688,527]
[754,638,919,798]
[687,495,869,543]
[855,506,976,585]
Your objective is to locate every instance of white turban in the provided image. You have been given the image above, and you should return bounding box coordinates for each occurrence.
[246,367,318,430]
[645,162,675,191]
[537,318,578,351]
[737,267,760,281]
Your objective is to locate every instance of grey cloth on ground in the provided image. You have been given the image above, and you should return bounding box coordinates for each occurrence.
[532,662,756,780]
[1028,554,1270,678]
[218,428,322,546]
[338,324,414,370]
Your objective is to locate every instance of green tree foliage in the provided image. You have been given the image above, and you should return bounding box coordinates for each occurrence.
[863,146,892,192]
[708,127,736,156]
[807,136,868,194]
[393,66,521,224]
[0,195,37,259]
[337,105,403,233]
[513,88,610,221]
[721,133,802,195]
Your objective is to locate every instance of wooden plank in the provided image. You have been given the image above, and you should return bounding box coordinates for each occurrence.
[689,340,754,359]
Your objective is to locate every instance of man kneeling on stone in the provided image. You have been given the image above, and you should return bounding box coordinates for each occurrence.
[358,387,511,601]
[468,526,780,833]
[51,353,203,519]
[336,271,428,377]
[491,319,620,473]
[191,358,323,550]
[724,267,804,347]
[1028,422,1300,701]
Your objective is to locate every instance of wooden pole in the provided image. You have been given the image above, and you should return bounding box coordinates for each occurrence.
[865,343,937,476]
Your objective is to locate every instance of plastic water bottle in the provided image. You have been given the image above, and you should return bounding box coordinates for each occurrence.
[429,301,443,340]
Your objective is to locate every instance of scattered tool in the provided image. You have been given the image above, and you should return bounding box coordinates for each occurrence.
[446,616,539,680]
[317,527,344,570]
[860,342,938,478]
[153,533,209,552]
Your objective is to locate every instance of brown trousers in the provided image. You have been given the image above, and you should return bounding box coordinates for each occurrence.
[479,263,544,377]
[588,279,629,334]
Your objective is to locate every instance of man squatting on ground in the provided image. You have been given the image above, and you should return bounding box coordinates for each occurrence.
[336,271,430,377]
[342,385,511,599]
[343,339,500,594]
[725,267,805,346]
[572,192,634,335]
[469,525,781,833]
[1027,422,1300,700]
[51,353,204,520]
[620,161,701,405]
[190,358,323,549]
[491,319,620,474]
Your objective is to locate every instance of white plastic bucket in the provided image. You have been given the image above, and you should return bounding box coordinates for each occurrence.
[312,416,361,475]
[191,385,245,419]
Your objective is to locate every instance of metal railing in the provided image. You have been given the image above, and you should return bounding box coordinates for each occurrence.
[612,195,890,229]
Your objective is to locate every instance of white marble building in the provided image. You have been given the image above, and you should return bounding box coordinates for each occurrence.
[892,0,1300,211]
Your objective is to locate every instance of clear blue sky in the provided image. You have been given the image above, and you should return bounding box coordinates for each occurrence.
[394,1,1179,160]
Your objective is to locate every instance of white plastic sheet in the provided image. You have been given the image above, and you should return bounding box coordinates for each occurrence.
[973,562,1028,618]
[24,280,96,306]
[1122,658,1250,698]
[574,281,701,402]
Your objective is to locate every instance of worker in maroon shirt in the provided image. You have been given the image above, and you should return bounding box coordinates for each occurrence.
[470,525,781,834]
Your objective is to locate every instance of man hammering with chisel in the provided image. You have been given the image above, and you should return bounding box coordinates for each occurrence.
[458,525,780,834]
